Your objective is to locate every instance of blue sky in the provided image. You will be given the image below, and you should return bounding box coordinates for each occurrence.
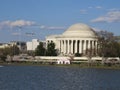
[0,0,120,42]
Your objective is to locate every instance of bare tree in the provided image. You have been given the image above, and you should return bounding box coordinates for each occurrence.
[68,54,74,63]
[96,30,120,64]
[86,48,95,66]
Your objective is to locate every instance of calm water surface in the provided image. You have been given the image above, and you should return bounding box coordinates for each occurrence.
[0,65,120,90]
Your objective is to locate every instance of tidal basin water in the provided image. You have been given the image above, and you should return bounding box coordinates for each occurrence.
[0,65,120,90]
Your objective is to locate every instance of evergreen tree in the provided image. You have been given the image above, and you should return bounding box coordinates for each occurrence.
[35,42,46,56]
[46,42,57,56]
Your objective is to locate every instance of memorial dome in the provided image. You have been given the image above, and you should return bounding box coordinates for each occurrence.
[63,23,96,37]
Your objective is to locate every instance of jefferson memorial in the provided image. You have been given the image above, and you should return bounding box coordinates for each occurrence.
[46,23,98,55]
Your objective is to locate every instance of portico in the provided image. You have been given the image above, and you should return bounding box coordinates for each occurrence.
[59,39,97,54]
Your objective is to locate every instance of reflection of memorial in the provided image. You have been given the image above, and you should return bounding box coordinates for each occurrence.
[46,23,98,55]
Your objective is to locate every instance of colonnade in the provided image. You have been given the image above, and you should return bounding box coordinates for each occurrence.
[59,39,98,55]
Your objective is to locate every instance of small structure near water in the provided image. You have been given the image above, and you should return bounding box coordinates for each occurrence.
[57,57,70,64]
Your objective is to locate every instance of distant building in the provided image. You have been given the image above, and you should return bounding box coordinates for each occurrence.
[26,39,46,51]
[10,41,26,51]
[27,39,39,51]
[0,41,26,52]
[0,43,10,49]
[46,23,98,55]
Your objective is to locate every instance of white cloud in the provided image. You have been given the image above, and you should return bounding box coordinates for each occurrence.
[11,32,21,36]
[96,6,102,9]
[108,8,120,11]
[25,32,35,36]
[0,20,65,30]
[0,20,35,29]
[80,9,87,14]
[40,25,65,30]
[10,20,35,27]
[91,10,120,23]
[40,25,46,29]
[88,6,102,9]
[48,26,65,30]
[88,6,93,9]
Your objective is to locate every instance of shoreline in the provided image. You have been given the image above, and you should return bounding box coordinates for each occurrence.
[1,62,120,70]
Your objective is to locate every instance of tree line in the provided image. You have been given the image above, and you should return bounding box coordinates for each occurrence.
[0,41,57,61]
[0,45,19,61]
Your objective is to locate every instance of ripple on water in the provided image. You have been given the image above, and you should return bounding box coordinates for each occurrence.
[0,66,120,90]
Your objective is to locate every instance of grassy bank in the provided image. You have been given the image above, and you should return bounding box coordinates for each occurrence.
[1,61,120,70]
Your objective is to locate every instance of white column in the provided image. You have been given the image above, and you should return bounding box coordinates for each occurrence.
[88,40,91,49]
[69,40,71,53]
[61,40,63,53]
[65,40,67,54]
[63,40,65,53]
[79,40,82,53]
[75,40,77,53]
[91,40,94,55]
[83,40,86,54]
[59,40,61,53]
[92,40,94,50]
[66,40,68,54]
[58,40,60,52]
[81,40,83,53]
[64,40,66,54]
[71,40,73,54]
[68,40,70,54]
[78,40,80,53]
[83,40,86,50]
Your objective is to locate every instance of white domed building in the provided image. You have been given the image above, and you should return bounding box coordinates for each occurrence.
[46,23,98,55]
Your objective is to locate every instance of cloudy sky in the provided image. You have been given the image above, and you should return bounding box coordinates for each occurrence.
[0,0,120,42]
